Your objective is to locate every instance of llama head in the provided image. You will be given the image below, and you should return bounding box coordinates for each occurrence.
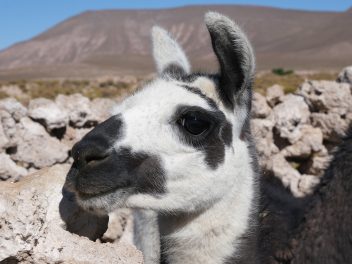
[65,12,256,215]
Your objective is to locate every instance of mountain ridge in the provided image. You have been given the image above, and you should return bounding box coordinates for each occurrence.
[0,5,351,79]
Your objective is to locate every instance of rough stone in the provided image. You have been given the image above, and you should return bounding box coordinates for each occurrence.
[273,94,310,144]
[311,112,348,142]
[28,98,68,133]
[271,153,302,197]
[0,98,27,121]
[56,94,98,128]
[11,117,69,168]
[299,80,352,116]
[298,174,320,196]
[281,125,324,159]
[0,153,27,181]
[91,98,115,122]
[266,84,284,107]
[337,65,352,84]
[0,165,143,263]
[251,118,279,170]
[252,92,272,118]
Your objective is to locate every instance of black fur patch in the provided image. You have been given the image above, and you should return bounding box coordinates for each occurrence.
[180,84,219,110]
[66,115,165,199]
[173,105,232,169]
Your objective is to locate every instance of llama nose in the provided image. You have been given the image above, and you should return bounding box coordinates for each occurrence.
[71,115,123,169]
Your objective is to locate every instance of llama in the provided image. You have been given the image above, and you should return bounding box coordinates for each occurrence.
[65,11,260,264]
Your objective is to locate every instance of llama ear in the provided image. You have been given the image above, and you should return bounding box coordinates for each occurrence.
[151,26,191,75]
[205,12,255,109]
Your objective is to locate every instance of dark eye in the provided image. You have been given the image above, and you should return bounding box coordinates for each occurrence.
[178,112,211,135]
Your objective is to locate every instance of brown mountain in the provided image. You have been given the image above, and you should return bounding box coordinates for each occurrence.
[0,5,351,79]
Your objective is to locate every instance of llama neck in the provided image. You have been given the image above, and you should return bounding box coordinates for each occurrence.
[159,156,259,264]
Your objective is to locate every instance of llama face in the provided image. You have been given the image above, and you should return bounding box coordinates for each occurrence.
[65,12,255,215]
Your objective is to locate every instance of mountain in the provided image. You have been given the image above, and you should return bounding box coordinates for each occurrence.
[0,5,351,79]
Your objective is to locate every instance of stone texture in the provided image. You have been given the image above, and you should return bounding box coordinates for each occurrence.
[0,98,27,121]
[91,98,116,122]
[251,118,278,170]
[56,94,98,128]
[271,153,302,197]
[337,65,352,84]
[28,98,68,133]
[266,84,284,107]
[311,112,348,142]
[11,117,69,168]
[252,92,272,118]
[0,165,143,263]
[0,153,27,181]
[273,94,310,144]
[281,125,324,159]
[299,80,352,116]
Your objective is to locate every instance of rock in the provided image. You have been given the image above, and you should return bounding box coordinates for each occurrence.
[304,149,331,177]
[0,165,143,263]
[62,126,91,149]
[101,209,134,244]
[337,66,352,84]
[91,98,115,122]
[271,153,302,197]
[56,94,98,128]
[311,113,348,142]
[281,125,324,159]
[266,84,284,107]
[251,118,279,170]
[0,153,27,181]
[28,98,68,133]
[273,94,310,144]
[0,110,17,150]
[252,92,272,118]
[299,80,352,116]
[0,118,10,151]
[11,117,69,168]
[0,98,27,121]
[0,85,30,102]
[298,174,320,196]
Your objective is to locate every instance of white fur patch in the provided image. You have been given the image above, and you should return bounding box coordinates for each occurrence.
[152,26,191,74]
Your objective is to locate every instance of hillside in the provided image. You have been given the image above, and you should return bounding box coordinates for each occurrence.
[0,5,351,79]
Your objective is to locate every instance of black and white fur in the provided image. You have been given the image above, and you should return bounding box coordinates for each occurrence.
[65,12,260,264]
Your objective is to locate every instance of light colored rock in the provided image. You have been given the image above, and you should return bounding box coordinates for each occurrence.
[299,80,352,116]
[311,112,348,142]
[305,149,331,176]
[91,98,115,122]
[102,209,134,244]
[0,153,27,181]
[337,66,352,84]
[28,98,68,132]
[252,92,272,118]
[0,98,27,121]
[0,85,30,102]
[56,94,98,128]
[62,126,91,149]
[0,165,143,263]
[281,125,324,159]
[273,94,310,144]
[271,153,302,197]
[0,118,9,151]
[251,118,278,170]
[298,174,320,196]
[0,110,17,150]
[266,84,284,107]
[11,117,69,168]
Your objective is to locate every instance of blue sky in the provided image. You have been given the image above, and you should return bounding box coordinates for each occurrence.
[1,0,351,51]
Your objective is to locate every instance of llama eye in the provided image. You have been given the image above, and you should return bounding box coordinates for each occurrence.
[178,112,211,135]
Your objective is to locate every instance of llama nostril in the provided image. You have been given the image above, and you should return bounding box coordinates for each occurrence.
[84,153,109,166]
